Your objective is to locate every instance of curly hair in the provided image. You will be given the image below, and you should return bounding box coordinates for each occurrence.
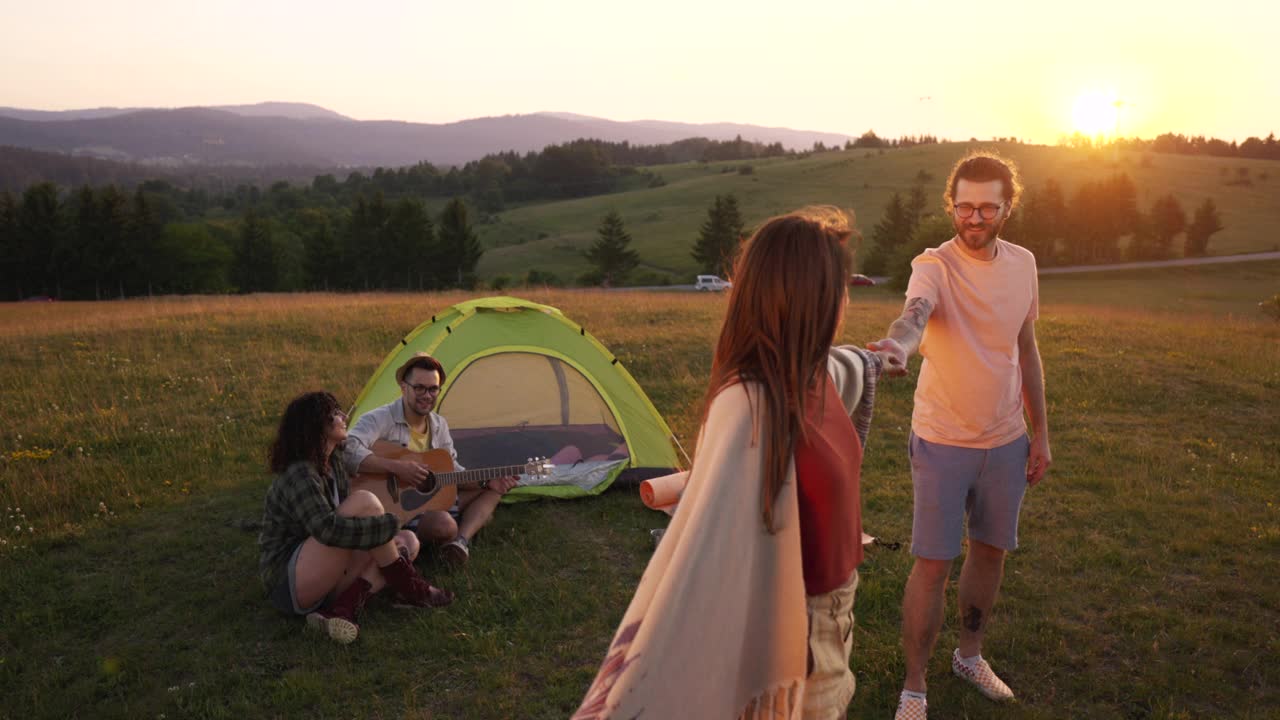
[943,151,1023,214]
[268,391,342,474]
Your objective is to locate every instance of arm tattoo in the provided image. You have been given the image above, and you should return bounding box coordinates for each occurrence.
[902,297,933,332]
[884,297,933,358]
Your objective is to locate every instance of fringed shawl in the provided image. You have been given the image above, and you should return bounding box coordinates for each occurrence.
[573,347,869,719]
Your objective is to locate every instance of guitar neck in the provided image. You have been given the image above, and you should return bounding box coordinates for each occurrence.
[435,464,526,487]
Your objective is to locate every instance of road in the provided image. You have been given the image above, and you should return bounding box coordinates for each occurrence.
[621,251,1280,292]
[1037,250,1280,275]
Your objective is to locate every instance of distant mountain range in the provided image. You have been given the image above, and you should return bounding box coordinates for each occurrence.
[0,102,354,123]
[0,102,852,168]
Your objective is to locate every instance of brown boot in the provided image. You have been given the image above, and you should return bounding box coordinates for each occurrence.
[380,555,455,608]
[305,577,370,644]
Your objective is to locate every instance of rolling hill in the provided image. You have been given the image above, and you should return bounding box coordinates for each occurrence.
[473,142,1280,282]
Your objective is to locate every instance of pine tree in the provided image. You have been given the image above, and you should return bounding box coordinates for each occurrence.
[691,194,744,276]
[863,192,914,275]
[1146,194,1187,259]
[232,209,276,292]
[128,189,166,295]
[89,186,131,298]
[386,198,435,289]
[365,192,392,288]
[16,182,62,298]
[1040,178,1067,262]
[344,194,373,289]
[584,210,639,286]
[438,198,483,289]
[905,184,928,224]
[0,192,19,300]
[52,186,101,299]
[304,220,338,291]
[1101,173,1140,262]
[1184,199,1224,257]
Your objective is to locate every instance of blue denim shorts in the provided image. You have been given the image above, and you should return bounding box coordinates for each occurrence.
[267,543,328,616]
[909,432,1030,560]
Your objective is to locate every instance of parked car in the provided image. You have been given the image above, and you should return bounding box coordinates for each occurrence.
[849,274,877,287]
[695,275,732,292]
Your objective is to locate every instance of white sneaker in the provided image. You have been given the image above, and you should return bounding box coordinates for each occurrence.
[895,691,927,720]
[441,536,470,567]
[951,649,1015,701]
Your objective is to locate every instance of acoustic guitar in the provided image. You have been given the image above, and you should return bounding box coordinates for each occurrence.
[351,440,552,526]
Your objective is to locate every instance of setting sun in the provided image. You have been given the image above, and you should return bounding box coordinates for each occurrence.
[1072,91,1120,137]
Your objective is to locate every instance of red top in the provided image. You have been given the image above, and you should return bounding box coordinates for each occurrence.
[795,374,864,596]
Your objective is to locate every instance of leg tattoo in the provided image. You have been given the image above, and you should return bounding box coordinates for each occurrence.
[963,606,983,633]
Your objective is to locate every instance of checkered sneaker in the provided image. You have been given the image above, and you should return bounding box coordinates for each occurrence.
[305,611,358,645]
[894,692,927,720]
[951,649,1015,701]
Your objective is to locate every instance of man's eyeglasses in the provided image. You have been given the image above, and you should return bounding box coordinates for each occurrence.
[405,382,442,396]
[954,203,1004,220]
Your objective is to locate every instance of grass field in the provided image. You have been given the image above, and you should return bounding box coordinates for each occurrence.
[475,142,1280,283]
[1,263,1277,719]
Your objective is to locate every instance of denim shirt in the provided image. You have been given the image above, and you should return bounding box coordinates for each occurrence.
[341,398,463,476]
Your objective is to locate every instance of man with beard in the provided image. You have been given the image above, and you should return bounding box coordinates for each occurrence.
[343,354,517,567]
[867,153,1051,720]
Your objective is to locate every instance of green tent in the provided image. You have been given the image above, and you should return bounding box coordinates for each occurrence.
[349,296,683,500]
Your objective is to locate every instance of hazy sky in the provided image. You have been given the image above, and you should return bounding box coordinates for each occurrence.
[3,0,1276,143]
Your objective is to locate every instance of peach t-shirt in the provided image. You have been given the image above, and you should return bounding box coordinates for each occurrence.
[906,237,1038,449]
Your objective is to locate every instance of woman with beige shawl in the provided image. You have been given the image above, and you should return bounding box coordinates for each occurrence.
[574,207,880,720]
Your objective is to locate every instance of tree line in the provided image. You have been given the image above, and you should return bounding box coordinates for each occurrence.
[0,183,483,300]
[1063,132,1280,161]
[861,172,1226,287]
[0,145,333,195]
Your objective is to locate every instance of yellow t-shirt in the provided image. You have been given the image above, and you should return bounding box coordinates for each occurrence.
[905,237,1038,449]
[407,425,432,453]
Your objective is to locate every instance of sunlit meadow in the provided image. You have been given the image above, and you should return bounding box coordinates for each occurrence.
[1,263,1277,718]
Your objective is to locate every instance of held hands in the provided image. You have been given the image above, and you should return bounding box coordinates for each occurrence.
[1026,434,1052,486]
[867,338,909,377]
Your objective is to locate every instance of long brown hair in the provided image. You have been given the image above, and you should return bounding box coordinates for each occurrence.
[268,391,343,474]
[699,206,856,532]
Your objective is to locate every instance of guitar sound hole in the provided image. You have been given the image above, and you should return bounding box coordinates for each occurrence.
[421,471,438,494]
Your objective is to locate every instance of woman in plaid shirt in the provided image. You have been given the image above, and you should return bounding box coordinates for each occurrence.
[258,391,454,644]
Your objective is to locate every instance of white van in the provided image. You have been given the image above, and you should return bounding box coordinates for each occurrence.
[695,275,732,292]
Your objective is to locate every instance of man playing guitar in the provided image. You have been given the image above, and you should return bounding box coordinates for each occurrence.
[343,353,518,567]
